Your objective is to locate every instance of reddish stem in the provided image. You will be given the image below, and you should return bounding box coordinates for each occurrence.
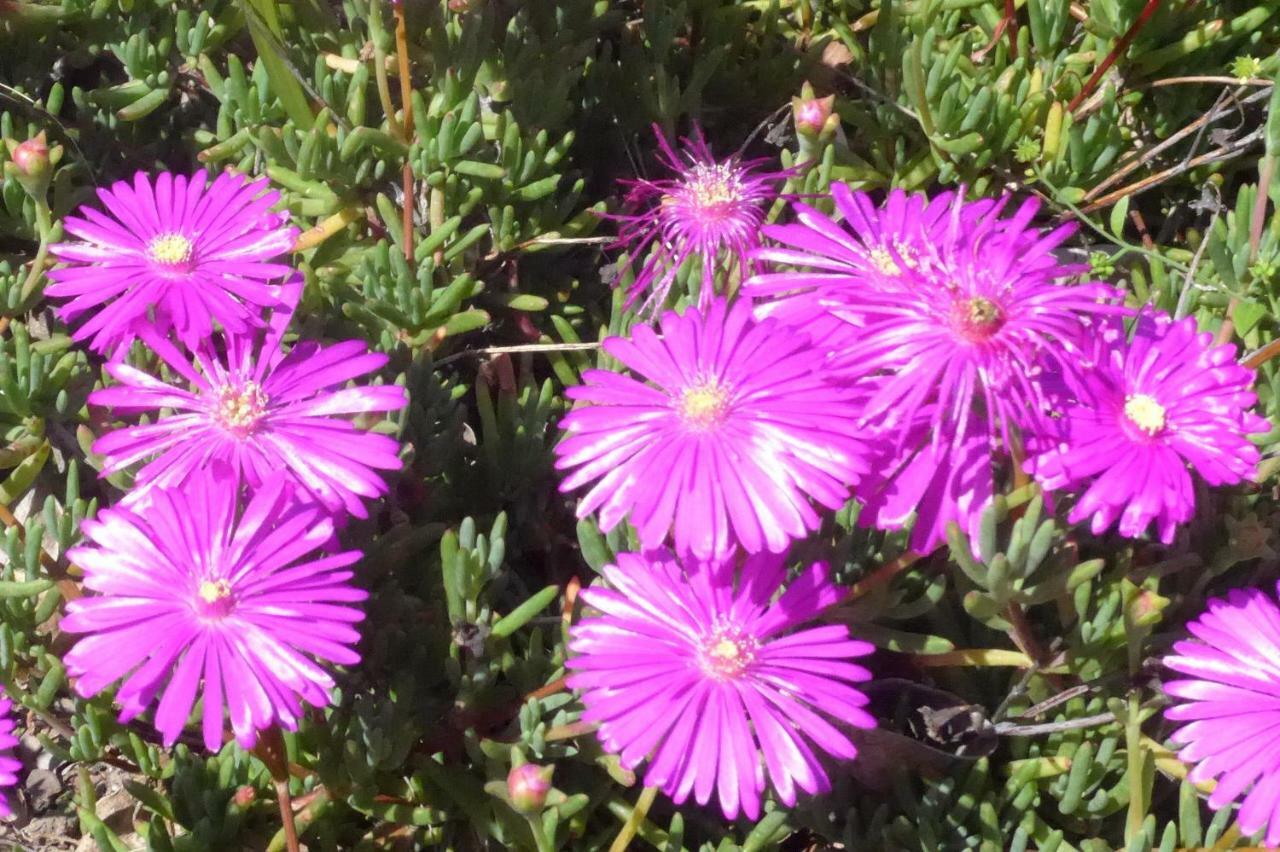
[1067,0,1161,114]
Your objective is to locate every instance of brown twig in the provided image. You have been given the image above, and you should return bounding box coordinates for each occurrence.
[1066,0,1160,114]
[842,552,921,603]
[1244,337,1280,370]
[1082,86,1273,205]
[973,0,1017,61]
[1081,127,1264,213]
[393,3,415,263]
[255,727,301,852]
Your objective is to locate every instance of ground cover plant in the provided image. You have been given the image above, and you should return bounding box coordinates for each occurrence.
[2,0,1280,850]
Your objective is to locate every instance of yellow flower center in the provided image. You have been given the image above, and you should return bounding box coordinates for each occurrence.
[870,242,918,277]
[196,578,235,619]
[199,579,233,604]
[677,380,731,430]
[700,627,757,679]
[146,233,195,266]
[215,382,269,434]
[1124,393,1166,435]
[686,163,741,208]
[870,248,900,276]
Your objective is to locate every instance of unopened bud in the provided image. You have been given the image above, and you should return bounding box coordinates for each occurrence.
[12,134,48,179]
[793,95,834,135]
[506,763,553,813]
[1127,588,1170,628]
[5,132,58,201]
[232,785,257,807]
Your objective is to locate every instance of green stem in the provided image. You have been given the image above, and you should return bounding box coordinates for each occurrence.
[524,813,554,852]
[609,785,657,852]
[19,201,52,302]
[1124,691,1148,844]
[368,0,404,142]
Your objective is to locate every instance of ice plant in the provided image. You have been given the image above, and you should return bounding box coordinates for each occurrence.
[90,301,407,518]
[856,405,994,554]
[746,184,979,348]
[61,468,367,751]
[747,186,1117,441]
[48,170,298,353]
[0,690,20,817]
[1162,583,1280,846]
[610,124,787,312]
[1027,311,1268,543]
[554,297,868,561]
[567,550,874,820]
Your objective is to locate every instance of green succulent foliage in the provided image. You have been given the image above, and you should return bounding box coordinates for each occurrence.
[0,0,1279,848]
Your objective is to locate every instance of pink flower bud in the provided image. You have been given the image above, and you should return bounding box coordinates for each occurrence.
[11,135,48,178]
[792,95,835,135]
[506,763,553,813]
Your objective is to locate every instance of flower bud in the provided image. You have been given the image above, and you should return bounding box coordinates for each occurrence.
[792,94,834,135]
[5,132,58,201]
[232,785,257,807]
[506,763,553,813]
[11,134,48,179]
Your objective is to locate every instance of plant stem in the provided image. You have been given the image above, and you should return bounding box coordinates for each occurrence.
[393,2,414,262]
[1124,691,1148,844]
[368,0,404,141]
[18,201,52,302]
[609,785,657,852]
[256,727,301,852]
[843,551,920,603]
[524,813,555,852]
[1067,0,1161,114]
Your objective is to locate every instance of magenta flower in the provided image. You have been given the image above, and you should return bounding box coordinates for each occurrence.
[747,187,1117,443]
[90,306,406,518]
[856,405,994,554]
[567,550,874,820]
[611,124,788,312]
[61,468,367,751]
[0,691,20,817]
[49,170,298,353]
[555,297,868,561]
[1162,584,1280,846]
[1027,311,1268,543]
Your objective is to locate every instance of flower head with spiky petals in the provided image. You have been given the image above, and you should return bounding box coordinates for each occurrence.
[856,403,994,555]
[749,187,1119,444]
[90,283,406,518]
[0,691,20,817]
[745,185,992,352]
[48,170,298,353]
[61,467,367,751]
[1162,582,1280,846]
[555,297,868,561]
[1027,310,1268,543]
[611,124,789,313]
[568,550,874,820]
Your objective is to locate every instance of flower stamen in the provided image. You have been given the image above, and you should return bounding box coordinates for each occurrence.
[699,625,757,679]
[1124,393,1166,436]
[951,296,1005,342]
[146,233,195,268]
[214,382,269,436]
[678,380,732,430]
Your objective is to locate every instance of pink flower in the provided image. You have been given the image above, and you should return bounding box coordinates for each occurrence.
[49,171,298,353]
[61,467,367,751]
[1163,584,1280,846]
[90,292,406,518]
[1028,311,1268,543]
[555,297,867,561]
[567,550,874,820]
[0,691,20,817]
[611,125,788,313]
